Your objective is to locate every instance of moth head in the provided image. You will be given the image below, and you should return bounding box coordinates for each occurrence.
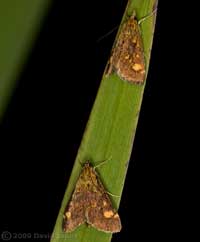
[84,161,91,167]
[128,10,137,20]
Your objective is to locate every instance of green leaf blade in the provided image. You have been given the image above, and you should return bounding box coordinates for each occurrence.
[0,0,51,121]
[51,0,158,241]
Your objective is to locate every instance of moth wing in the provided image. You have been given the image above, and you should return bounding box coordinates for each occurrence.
[63,163,93,233]
[118,18,145,83]
[85,192,122,233]
[63,193,87,233]
[109,17,145,83]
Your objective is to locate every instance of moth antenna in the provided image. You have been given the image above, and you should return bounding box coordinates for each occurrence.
[106,190,120,198]
[93,156,112,170]
[138,7,157,25]
[77,158,84,167]
[96,25,119,43]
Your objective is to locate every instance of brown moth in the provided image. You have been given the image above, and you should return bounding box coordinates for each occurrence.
[106,11,146,84]
[63,161,121,233]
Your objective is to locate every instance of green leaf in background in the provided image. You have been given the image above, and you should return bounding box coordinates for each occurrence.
[51,0,158,242]
[0,0,51,122]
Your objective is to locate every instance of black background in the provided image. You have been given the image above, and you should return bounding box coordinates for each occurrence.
[0,0,167,241]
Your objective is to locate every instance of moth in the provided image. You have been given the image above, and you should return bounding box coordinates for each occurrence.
[63,161,121,233]
[106,11,146,84]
